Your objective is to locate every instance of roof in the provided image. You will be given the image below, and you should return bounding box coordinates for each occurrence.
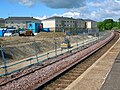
[43,16,87,22]
[43,16,77,21]
[0,18,5,22]
[0,18,4,20]
[83,19,97,22]
[5,17,41,21]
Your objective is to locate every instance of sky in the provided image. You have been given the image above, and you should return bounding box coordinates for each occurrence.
[0,0,120,21]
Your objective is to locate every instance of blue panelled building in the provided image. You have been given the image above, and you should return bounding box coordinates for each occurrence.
[28,22,41,33]
[0,28,7,37]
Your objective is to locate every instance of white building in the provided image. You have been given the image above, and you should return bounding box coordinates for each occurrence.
[84,19,98,35]
[84,19,97,30]
[5,17,41,29]
[42,16,86,32]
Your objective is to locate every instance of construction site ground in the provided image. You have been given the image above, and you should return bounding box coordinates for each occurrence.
[0,32,89,65]
[0,34,99,75]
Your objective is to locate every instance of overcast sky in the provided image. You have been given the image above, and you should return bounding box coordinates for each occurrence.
[0,0,120,21]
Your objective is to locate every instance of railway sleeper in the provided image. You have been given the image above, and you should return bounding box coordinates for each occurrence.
[67,70,81,74]
[57,79,73,83]
[64,72,81,75]
[53,84,69,89]
[65,73,80,77]
[59,76,76,80]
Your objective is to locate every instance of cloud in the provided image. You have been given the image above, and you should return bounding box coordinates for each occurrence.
[87,0,120,21]
[19,0,34,7]
[52,0,120,21]
[18,0,86,9]
[40,0,86,9]
[51,12,81,19]
[34,16,47,20]
[11,0,120,21]
[89,0,120,11]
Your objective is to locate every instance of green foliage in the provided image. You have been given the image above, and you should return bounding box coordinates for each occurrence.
[118,18,120,28]
[97,18,120,30]
[113,22,118,27]
[97,22,104,30]
[105,23,112,30]
[103,19,114,24]
[112,27,119,30]
[103,19,114,30]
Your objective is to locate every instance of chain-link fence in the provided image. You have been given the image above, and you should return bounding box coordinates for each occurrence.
[0,32,110,76]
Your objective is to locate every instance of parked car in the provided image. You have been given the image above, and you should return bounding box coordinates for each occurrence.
[4,29,19,37]
[19,30,34,36]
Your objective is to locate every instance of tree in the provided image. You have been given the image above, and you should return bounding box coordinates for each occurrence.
[103,19,114,30]
[113,22,118,27]
[105,23,112,30]
[103,19,114,24]
[118,18,120,28]
[97,22,104,30]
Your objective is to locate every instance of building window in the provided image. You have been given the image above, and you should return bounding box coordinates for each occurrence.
[29,24,32,27]
[23,21,25,24]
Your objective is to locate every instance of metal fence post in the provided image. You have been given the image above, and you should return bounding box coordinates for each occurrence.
[1,45,8,76]
[33,41,39,63]
[61,48,62,54]
[83,32,85,48]
[47,53,49,60]
[54,38,57,56]
[76,36,78,50]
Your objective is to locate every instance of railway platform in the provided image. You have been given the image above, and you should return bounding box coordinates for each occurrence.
[65,37,120,90]
[101,52,120,89]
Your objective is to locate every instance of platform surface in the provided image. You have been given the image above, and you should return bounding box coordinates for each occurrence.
[101,52,120,90]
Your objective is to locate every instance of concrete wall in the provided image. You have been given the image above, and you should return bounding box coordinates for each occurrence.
[42,20,55,32]
[86,21,97,30]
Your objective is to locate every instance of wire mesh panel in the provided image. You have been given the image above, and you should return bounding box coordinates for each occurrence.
[0,31,110,76]
[0,36,64,76]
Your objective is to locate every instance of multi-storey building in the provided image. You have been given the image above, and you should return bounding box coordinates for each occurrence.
[84,19,97,30]
[42,16,86,32]
[5,17,41,29]
[84,19,98,35]
[0,18,5,27]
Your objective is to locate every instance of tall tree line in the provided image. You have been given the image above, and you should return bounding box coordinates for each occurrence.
[97,18,120,31]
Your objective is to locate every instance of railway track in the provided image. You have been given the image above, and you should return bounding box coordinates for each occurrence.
[39,32,119,90]
[0,32,119,90]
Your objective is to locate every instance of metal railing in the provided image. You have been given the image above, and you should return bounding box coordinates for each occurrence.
[0,33,110,76]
